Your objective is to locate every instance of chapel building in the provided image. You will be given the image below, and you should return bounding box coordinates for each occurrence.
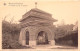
[19,8,57,46]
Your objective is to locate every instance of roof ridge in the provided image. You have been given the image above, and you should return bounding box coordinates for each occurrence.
[31,8,51,15]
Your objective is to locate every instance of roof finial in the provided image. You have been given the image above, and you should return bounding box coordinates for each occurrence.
[35,2,37,8]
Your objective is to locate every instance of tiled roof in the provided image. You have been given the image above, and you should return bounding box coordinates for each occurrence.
[19,8,57,22]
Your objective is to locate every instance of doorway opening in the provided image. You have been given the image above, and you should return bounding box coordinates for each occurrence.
[26,31,29,45]
[37,31,49,45]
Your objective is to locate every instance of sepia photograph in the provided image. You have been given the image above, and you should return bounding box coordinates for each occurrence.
[0,0,79,50]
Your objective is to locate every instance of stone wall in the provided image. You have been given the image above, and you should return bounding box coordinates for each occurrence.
[19,26,55,46]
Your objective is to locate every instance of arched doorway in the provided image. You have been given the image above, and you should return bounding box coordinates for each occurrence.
[37,31,49,45]
[26,31,29,45]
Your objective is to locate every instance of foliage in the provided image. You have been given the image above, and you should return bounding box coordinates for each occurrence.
[54,24,78,47]
[2,20,29,49]
[54,24,74,39]
[2,21,21,34]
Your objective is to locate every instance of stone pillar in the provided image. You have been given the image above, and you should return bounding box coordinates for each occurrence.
[29,41,36,46]
[22,40,26,46]
[50,40,55,46]
[29,27,37,46]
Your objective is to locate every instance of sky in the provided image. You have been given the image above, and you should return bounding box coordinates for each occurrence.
[0,0,80,25]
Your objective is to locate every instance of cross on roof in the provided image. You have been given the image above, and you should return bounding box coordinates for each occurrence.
[35,2,37,8]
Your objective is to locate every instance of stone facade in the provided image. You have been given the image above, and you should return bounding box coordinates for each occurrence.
[19,8,57,46]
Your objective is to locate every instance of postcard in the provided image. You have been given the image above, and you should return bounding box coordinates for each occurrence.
[0,0,79,51]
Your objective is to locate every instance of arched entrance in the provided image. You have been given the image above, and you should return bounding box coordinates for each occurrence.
[26,31,29,45]
[37,31,49,45]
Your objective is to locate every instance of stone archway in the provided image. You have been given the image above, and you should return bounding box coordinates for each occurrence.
[37,31,49,45]
[19,26,55,46]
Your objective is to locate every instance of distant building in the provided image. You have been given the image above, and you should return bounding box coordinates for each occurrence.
[19,8,57,46]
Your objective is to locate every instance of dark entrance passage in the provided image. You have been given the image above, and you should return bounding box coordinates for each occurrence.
[26,31,29,45]
[37,31,49,45]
